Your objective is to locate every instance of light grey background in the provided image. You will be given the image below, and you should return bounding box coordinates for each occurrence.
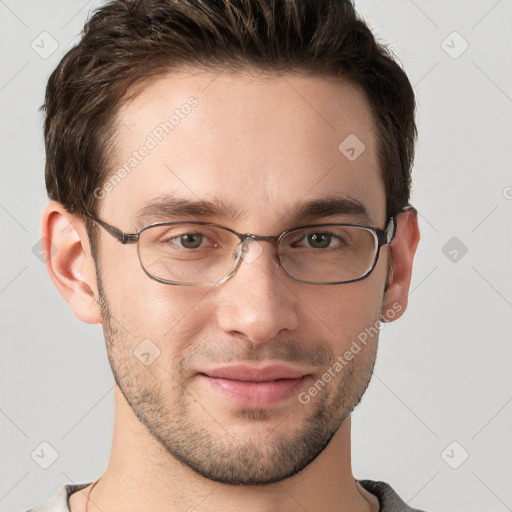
[1,1,511,511]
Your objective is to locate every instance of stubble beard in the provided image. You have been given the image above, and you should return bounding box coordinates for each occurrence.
[95,267,379,486]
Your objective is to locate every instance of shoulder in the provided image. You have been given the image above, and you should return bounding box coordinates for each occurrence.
[358,479,431,512]
[24,483,92,512]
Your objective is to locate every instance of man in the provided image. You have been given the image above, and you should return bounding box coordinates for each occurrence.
[29,0,423,510]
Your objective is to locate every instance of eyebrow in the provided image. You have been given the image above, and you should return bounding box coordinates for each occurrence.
[133,193,373,231]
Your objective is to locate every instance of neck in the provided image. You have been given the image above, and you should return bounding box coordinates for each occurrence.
[82,386,376,512]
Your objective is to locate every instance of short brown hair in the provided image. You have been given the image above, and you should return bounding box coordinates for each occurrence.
[42,0,416,257]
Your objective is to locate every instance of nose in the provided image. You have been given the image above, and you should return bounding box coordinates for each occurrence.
[215,239,300,344]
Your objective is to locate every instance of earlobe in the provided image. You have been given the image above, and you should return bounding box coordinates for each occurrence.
[381,206,420,322]
[41,201,102,324]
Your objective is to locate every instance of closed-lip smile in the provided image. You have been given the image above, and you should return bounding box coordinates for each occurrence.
[199,363,310,382]
[197,364,313,407]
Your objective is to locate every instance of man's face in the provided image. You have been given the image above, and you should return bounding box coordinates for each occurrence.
[94,69,389,485]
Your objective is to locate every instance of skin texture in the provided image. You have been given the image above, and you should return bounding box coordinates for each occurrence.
[42,68,419,512]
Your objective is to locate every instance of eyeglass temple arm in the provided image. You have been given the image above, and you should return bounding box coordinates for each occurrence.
[76,206,139,244]
[381,205,417,245]
[377,217,397,246]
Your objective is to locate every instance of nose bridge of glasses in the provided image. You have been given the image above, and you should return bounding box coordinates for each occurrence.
[236,234,281,265]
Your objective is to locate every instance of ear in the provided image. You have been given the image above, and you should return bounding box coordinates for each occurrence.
[381,206,420,322]
[40,201,102,324]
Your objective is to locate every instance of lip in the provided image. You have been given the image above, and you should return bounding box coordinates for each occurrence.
[200,364,309,382]
[197,364,312,408]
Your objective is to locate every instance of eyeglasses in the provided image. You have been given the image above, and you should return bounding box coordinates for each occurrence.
[78,207,396,286]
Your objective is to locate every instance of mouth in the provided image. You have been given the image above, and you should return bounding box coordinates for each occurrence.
[197,364,312,407]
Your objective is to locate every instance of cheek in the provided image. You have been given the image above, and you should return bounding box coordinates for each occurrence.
[98,243,215,351]
[305,282,384,351]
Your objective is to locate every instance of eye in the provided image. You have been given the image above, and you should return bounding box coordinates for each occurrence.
[293,231,347,249]
[172,233,208,249]
[157,228,217,250]
[162,231,220,250]
[307,232,334,249]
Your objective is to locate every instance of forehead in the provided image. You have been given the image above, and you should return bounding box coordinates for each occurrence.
[102,68,385,230]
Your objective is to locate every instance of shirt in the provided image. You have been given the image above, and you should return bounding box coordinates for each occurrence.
[25,479,429,512]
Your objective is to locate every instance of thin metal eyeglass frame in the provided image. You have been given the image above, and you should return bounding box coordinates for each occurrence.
[78,206,397,286]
